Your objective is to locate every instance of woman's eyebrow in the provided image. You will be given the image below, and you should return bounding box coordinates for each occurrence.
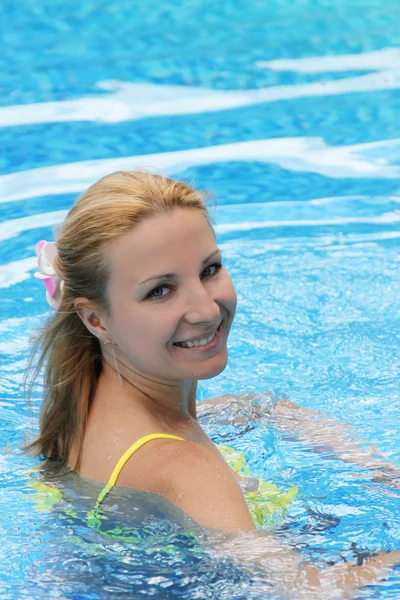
[138,249,221,286]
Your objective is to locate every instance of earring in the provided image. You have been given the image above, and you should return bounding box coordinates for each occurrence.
[102,337,123,386]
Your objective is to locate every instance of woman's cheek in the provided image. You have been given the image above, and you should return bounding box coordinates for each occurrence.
[224,274,237,314]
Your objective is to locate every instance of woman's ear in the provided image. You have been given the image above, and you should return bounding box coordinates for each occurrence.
[74,297,109,341]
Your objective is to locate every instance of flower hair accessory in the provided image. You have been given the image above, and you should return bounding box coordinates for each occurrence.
[34,240,64,310]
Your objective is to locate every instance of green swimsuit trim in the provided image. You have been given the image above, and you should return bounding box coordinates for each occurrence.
[216,444,298,528]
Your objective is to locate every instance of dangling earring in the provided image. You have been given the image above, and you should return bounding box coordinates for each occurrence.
[103,337,123,386]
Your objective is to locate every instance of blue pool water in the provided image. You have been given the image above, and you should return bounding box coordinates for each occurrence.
[1,0,400,597]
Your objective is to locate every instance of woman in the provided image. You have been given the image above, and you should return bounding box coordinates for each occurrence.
[27,170,400,596]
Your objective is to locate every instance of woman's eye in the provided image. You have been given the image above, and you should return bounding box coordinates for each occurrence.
[147,263,222,299]
[202,262,222,278]
[148,286,170,299]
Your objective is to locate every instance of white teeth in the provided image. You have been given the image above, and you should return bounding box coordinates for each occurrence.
[178,330,216,348]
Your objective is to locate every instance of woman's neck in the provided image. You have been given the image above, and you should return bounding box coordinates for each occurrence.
[100,358,198,422]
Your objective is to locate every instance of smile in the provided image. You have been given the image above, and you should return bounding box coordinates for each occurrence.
[174,322,223,350]
[175,329,217,348]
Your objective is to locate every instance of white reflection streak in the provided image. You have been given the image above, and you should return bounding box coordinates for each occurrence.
[0,257,37,288]
[215,212,400,234]
[1,205,399,244]
[0,210,67,241]
[257,48,400,73]
[0,48,399,128]
[1,137,399,204]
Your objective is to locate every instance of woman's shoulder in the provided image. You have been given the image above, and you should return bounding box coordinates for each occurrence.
[115,438,255,531]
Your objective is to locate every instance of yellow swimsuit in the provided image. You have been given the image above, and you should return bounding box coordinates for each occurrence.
[26,434,297,533]
[89,434,297,529]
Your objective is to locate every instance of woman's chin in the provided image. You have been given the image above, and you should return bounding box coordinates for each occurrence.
[188,353,228,381]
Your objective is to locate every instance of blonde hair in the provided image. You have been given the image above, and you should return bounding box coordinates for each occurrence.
[25,171,212,469]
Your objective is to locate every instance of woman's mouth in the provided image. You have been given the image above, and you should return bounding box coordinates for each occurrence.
[173,322,222,352]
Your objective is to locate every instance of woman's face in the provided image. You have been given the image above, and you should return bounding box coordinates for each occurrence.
[104,208,237,382]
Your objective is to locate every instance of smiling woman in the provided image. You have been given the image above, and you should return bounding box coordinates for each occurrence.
[25,170,400,597]
[87,206,236,385]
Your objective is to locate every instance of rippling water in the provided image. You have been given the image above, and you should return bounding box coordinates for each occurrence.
[1,0,400,597]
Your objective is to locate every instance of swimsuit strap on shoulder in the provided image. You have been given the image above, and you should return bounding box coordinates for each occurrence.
[94,433,185,510]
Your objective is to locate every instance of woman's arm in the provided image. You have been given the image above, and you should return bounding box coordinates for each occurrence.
[198,394,400,486]
[197,393,268,430]
[213,532,400,599]
[267,399,400,485]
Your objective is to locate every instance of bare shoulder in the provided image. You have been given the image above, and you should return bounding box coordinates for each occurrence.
[122,439,255,532]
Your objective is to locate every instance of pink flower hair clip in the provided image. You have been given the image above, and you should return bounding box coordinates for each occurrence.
[34,240,65,310]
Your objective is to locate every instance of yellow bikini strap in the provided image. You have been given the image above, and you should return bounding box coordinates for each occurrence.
[94,433,185,509]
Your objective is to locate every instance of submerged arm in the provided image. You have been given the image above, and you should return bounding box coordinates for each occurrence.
[213,533,400,599]
[198,394,400,486]
[267,399,400,484]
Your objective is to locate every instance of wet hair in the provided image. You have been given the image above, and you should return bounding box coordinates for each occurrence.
[25,171,212,469]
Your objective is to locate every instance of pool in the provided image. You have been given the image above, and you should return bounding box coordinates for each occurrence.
[1,0,400,597]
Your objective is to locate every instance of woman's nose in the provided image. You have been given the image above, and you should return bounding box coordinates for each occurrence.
[183,284,221,325]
